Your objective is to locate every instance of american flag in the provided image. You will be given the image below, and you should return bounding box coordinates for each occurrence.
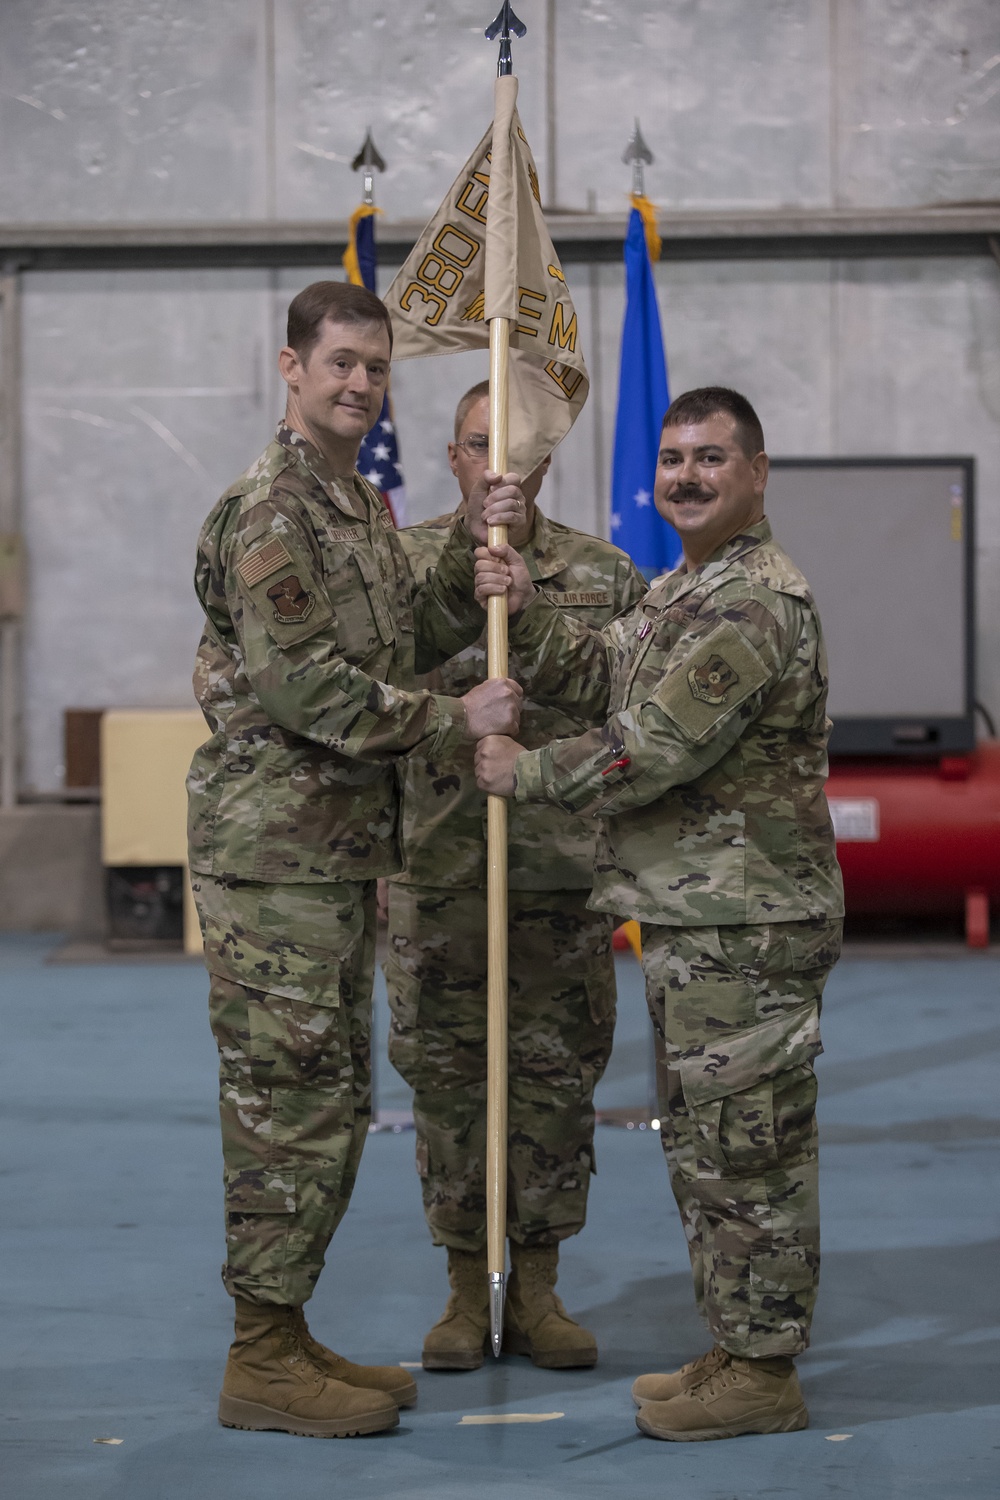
[344,205,408,525]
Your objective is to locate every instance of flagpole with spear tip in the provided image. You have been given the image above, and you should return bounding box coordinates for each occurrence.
[483,0,525,1359]
[381,1,588,1353]
[623,117,653,198]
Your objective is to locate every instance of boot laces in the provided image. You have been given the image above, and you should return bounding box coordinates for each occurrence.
[686,1344,726,1380]
[277,1322,320,1374]
[688,1355,738,1398]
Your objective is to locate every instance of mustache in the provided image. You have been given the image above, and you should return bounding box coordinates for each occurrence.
[671,487,715,501]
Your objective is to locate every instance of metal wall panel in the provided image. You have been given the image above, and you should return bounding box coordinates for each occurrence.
[556,0,834,214]
[273,0,547,221]
[836,0,1000,208]
[0,0,267,221]
[21,270,274,790]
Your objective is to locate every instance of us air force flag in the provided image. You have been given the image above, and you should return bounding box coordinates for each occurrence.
[611,201,681,577]
[383,74,588,481]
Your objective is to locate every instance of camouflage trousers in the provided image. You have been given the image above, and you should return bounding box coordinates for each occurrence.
[641,917,842,1359]
[193,873,376,1307]
[385,884,617,1251]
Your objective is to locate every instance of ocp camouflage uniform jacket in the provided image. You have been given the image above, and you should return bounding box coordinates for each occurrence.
[492,518,844,925]
[394,505,646,890]
[187,423,482,884]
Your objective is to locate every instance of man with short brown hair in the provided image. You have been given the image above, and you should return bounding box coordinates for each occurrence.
[188,283,524,1438]
[473,387,844,1442]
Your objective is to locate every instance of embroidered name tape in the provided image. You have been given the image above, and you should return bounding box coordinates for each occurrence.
[545,589,611,607]
[237,537,293,588]
[379,509,395,530]
[326,524,364,544]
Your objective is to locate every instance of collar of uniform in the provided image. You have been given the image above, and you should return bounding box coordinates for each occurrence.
[445,500,567,581]
[664,517,773,604]
[274,422,368,520]
[521,507,568,583]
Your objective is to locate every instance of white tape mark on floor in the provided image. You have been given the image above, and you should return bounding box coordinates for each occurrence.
[826,1434,854,1442]
[459,1412,564,1425]
[399,1362,422,1368]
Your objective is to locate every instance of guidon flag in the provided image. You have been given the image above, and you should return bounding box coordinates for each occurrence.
[383,74,588,481]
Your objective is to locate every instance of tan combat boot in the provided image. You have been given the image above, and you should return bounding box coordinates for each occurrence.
[631,1345,728,1406]
[503,1244,598,1369]
[218,1298,399,1437]
[288,1307,417,1408]
[635,1352,808,1441]
[422,1248,490,1371]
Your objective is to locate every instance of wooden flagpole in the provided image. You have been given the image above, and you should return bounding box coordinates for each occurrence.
[483,0,525,1358]
[485,315,511,1354]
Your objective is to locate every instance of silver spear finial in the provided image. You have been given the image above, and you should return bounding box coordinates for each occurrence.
[622,119,653,198]
[485,2,526,78]
[351,128,386,206]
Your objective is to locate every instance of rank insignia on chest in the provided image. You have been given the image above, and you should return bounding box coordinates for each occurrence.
[237,536,293,588]
[266,574,315,623]
[688,654,739,704]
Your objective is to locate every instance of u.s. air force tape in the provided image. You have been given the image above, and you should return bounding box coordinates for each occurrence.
[237,537,293,588]
[542,588,611,607]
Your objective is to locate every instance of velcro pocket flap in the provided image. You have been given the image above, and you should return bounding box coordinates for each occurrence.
[677,1002,821,1108]
[204,913,341,1006]
[652,621,773,744]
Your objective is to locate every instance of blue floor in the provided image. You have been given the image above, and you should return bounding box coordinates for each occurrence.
[1,933,998,1498]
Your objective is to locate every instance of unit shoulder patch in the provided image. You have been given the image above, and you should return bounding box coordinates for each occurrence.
[652,620,773,744]
[237,537,294,588]
[266,574,315,623]
[688,654,739,705]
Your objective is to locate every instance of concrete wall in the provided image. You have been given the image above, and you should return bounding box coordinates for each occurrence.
[0,806,103,932]
[2,1,999,790]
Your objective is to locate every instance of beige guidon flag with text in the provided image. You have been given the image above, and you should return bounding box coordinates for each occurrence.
[383,74,588,480]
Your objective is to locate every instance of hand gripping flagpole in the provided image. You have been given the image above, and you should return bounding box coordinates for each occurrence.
[483,0,525,1359]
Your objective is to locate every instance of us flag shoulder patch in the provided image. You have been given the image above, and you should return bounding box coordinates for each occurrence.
[238,537,293,588]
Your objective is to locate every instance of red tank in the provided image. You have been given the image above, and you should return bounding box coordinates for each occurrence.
[826,741,1000,947]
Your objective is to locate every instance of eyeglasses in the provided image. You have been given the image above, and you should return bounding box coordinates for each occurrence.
[454,434,490,457]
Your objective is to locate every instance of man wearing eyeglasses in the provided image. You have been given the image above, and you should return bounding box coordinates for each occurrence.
[383,379,646,1372]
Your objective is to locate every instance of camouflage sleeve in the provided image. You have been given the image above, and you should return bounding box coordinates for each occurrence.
[513,587,801,817]
[230,506,467,763]
[409,516,488,674]
[616,556,649,613]
[503,586,618,721]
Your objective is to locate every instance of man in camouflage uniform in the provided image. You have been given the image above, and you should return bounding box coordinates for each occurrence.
[187,282,524,1438]
[472,387,844,1441]
[386,380,646,1371]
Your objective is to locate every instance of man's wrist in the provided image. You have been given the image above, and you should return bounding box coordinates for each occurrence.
[512,747,546,802]
[510,585,537,623]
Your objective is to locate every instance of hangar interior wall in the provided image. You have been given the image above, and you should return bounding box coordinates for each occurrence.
[1,0,998,792]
